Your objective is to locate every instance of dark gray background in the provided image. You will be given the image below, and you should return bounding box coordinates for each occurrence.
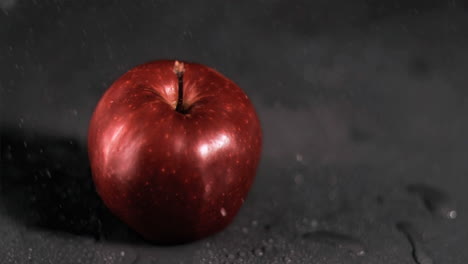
[1,0,468,263]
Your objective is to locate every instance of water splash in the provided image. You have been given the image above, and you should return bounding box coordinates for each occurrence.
[407,184,457,219]
[396,221,433,264]
[302,231,366,256]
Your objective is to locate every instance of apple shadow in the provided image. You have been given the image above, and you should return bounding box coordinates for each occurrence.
[0,126,145,244]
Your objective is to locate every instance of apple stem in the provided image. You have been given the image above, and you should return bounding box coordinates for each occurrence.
[174,61,186,113]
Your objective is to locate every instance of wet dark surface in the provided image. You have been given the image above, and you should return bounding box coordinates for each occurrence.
[2,1,468,263]
[396,221,434,264]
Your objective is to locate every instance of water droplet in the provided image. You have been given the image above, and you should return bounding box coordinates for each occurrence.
[294,174,304,184]
[282,256,292,263]
[356,250,365,256]
[396,221,434,264]
[310,219,318,228]
[253,248,264,257]
[242,227,249,234]
[407,183,457,219]
[120,251,125,257]
[296,153,303,162]
[220,208,227,217]
[251,220,258,227]
[448,210,457,219]
[302,231,366,256]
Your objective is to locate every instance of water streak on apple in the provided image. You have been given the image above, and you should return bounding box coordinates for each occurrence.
[88,60,262,243]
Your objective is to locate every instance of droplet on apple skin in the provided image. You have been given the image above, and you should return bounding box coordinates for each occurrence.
[220,208,227,217]
[88,60,262,244]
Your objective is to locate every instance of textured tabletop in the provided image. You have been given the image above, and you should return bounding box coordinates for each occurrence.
[1,1,468,263]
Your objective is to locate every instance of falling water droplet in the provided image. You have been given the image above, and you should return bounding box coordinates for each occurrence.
[396,221,434,264]
[296,153,303,162]
[310,219,318,228]
[448,210,457,219]
[302,231,366,256]
[294,174,304,185]
[407,183,457,219]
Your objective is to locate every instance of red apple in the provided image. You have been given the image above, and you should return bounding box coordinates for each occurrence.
[88,60,262,243]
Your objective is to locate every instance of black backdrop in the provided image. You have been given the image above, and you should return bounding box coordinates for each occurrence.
[1,1,468,263]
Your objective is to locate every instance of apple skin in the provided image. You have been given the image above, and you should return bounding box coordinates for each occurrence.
[88,60,262,244]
